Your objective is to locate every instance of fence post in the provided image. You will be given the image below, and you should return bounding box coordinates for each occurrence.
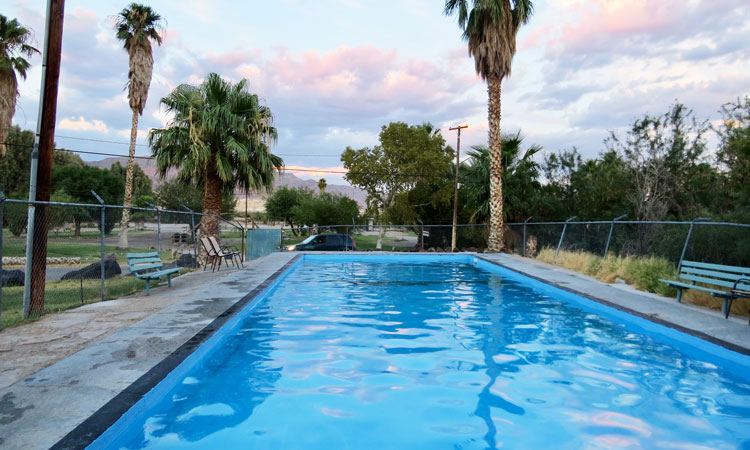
[0,190,4,327]
[522,216,532,257]
[679,217,711,270]
[418,220,424,249]
[146,202,161,253]
[181,205,197,257]
[603,214,627,259]
[91,190,106,301]
[554,216,577,262]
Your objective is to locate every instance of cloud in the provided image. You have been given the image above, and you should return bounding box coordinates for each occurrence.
[58,116,110,133]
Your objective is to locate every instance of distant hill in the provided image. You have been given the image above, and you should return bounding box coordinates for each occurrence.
[86,157,367,211]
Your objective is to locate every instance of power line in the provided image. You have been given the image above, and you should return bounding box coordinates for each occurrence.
[1,141,460,180]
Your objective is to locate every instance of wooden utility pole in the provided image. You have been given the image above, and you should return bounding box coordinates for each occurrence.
[449,124,468,252]
[28,0,65,315]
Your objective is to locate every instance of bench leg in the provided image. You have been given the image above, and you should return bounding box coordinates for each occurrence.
[167,274,172,288]
[724,298,733,319]
[676,288,683,303]
[145,280,150,296]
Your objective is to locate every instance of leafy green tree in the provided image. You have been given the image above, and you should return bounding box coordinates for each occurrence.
[114,3,164,248]
[52,165,124,235]
[155,178,237,224]
[341,121,454,221]
[717,96,750,222]
[150,73,282,240]
[0,14,39,159]
[0,127,85,195]
[265,186,311,234]
[605,102,711,221]
[110,161,153,199]
[291,192,359,231]
[461,132,543,223]
[444,0,534,252]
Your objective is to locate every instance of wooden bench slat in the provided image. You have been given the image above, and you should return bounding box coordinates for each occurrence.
[126,252,160,258]
[133,267,182,280]
[680,267,750,282]
[128,257,163,264]
[130,263,164,272]
[681,274,750,291]
[658,279,731,297]
[681,260,750,275]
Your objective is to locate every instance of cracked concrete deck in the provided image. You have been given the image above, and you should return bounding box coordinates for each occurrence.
[0,252,748,449]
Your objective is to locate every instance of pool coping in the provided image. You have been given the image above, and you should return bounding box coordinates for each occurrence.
[50,255,301,450]
[475,255,750,356]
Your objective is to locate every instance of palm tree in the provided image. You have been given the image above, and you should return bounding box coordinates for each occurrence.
[149,73,282,239]
[462,131,541,224]
[444,0,534,252]
[114,3,163,248]
[318,178,327,193]
[0,15,39,160]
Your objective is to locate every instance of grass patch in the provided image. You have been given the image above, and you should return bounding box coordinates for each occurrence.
[1,239,174,264]
[280,232,411,251]
[0,274,166,328]
[535,248,748,317]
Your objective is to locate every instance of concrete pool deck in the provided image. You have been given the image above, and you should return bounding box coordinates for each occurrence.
[0,252,748,449]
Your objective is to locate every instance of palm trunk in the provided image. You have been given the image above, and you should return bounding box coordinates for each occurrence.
[200,155,223,245]
[486,77,504,253]
[0,69,18,160]
[117,110,139,249]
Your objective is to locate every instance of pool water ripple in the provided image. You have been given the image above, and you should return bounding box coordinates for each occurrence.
[97,261,750,449]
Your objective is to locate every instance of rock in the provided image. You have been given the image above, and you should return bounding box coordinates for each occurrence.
[1,269,24,287]
[614,277,627,285]
[105,253,118,262]
[164,253,199,269]
[466,247,477,253]
[427,247,436,252]
[61,260,122,280]
[477,248,485,253]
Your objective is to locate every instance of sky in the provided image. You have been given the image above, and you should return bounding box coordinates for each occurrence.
[7,0,750,186]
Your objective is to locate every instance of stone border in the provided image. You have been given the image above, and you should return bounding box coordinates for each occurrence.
[51,255,301,450]
[476,255,750,356]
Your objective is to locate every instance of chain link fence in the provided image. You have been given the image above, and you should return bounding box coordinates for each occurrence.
[505,219,750,268]
[1,194,250,329]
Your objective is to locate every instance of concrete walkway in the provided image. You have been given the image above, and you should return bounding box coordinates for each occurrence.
[0,252,748,449]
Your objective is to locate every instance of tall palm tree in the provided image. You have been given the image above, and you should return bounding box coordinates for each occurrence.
[149,73,282,239]
[444,0,533,252]
[0,15,39,160]
[462,131,541,224]
[114,3,163,248]
[318,178,327,193]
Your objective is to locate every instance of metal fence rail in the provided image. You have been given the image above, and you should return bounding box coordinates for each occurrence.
[1,195,247,329]
[504,218,750,268]
[4,198,750,329]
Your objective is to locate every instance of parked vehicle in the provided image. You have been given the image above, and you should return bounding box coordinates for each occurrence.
[286,233,356,251]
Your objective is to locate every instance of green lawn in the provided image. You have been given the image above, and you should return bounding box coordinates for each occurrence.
[280,232,412,251]
[2,239,174,264]
[1,274,158,328]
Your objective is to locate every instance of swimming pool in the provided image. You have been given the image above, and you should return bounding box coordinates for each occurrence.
[88,255,750,449]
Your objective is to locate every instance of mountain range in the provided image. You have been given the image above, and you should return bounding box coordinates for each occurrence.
[85,157,367,211]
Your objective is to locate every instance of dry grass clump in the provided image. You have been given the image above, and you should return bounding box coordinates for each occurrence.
[535,248,749,317]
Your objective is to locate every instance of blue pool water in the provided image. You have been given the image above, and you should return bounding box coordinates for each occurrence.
[93,256,750,449]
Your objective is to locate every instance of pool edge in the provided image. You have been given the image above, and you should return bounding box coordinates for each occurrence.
[50,254,302,450]
[475,255,750,357]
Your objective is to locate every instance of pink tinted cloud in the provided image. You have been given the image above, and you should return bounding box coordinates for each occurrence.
[257,45,477,113]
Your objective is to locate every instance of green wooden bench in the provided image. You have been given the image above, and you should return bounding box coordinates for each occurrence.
[659,260,750,321]
[127,252,183,295]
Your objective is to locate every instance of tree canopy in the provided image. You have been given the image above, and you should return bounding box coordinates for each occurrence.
[341,121,453,222]
[150,73,282,238]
